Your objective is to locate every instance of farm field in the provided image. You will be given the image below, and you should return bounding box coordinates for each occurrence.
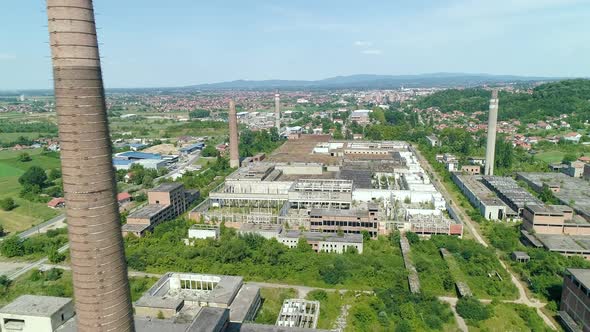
[0,148,61,234]
[535,149,590,163]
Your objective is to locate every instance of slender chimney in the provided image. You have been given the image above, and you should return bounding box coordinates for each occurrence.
[274,92,280,132]
[47,1,135,331]
[229,100,240,168]
[484,90,499,176]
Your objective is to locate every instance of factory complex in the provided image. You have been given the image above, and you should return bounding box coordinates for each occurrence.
[190,135,461,242]
[0,272,332,332]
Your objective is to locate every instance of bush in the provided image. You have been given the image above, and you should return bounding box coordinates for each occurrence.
[18,153,31,162]
[48,248,66,263]
[0,236,24,257]
[456,297,491,321]
[307,290,328,301]
[0,198,17,211]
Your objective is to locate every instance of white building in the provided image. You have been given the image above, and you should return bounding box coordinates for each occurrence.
[0,295,75,332]
[185,224,220,243]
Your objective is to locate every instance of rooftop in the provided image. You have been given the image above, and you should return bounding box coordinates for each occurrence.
[151,182,184,193]
[567,268,590,289]
[535,233,590,253]
[0,295,71,317]
[229,285,260,323]
[128,204,169,219]
[118,151,162,160]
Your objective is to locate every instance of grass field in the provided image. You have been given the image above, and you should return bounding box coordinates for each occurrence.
[0,148,61,234]
[536,150,590,163]
[411,241,456,297]
[466,303,552,332]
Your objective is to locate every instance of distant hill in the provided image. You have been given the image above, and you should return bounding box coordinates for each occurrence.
[186,73,562,90]
[414,79,590,123]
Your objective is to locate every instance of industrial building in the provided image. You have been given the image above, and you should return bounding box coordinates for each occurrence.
[278,230,364,254]
[122,183,199,237]
[0,280,330,332]
[452,173,509,221]
[482,176,542,215]
[522,204,590,236]
[559,269,590,332]
[517,172,590,221]
[190,138,459,239]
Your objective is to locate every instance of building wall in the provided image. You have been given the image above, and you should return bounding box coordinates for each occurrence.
[560,274,590,332]
[134,306,178,319]
[0,315,53,332]
[461,165,481,175]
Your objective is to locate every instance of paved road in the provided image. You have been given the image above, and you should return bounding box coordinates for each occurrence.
[6,244,69,280]
[411,144,557,330]
[156,151,201,181]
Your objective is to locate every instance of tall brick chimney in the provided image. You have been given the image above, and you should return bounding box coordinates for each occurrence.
[229,100,240,168]
[46,1,135,331]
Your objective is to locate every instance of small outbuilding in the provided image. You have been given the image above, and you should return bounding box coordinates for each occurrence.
[511,251,530,263]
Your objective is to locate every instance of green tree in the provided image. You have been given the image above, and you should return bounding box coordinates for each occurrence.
[562,153,577,164]
[18,166,48,188]
[48,168,62,181]
[0,198,17,211]
[201,144,218,157]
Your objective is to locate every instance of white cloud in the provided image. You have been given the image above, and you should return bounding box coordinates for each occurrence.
[354,41,372,47]
[0,53,16,60]
[361,49,382,55]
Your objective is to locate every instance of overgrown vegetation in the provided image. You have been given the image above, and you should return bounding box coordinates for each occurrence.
[415,79,590,125]
[0,228,68,259]
[482,222,590,310]
[125,219,406,290]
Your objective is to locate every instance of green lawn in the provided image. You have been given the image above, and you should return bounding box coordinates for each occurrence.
[0,149,61,234]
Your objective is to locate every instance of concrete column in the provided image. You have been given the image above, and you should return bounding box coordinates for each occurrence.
[46,1,135,331]
[228,100,240,168]
[484,90,499,176]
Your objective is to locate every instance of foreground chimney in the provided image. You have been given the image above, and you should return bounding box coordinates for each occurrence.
[275,92,280,132]
[47,1,135,331]
[229,100,240,168]
[484,90,499,176]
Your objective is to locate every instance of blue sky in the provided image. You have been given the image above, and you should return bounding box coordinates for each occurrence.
[1,0,589,89]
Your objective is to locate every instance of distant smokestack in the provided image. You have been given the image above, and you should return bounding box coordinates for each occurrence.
[275,92,280,132]
[485,90,499,176]
[47,1,135,331]
[229,100,240,168]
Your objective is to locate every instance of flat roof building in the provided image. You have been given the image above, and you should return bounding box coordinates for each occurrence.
[122,183,199,237]
[0,295,74,332]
